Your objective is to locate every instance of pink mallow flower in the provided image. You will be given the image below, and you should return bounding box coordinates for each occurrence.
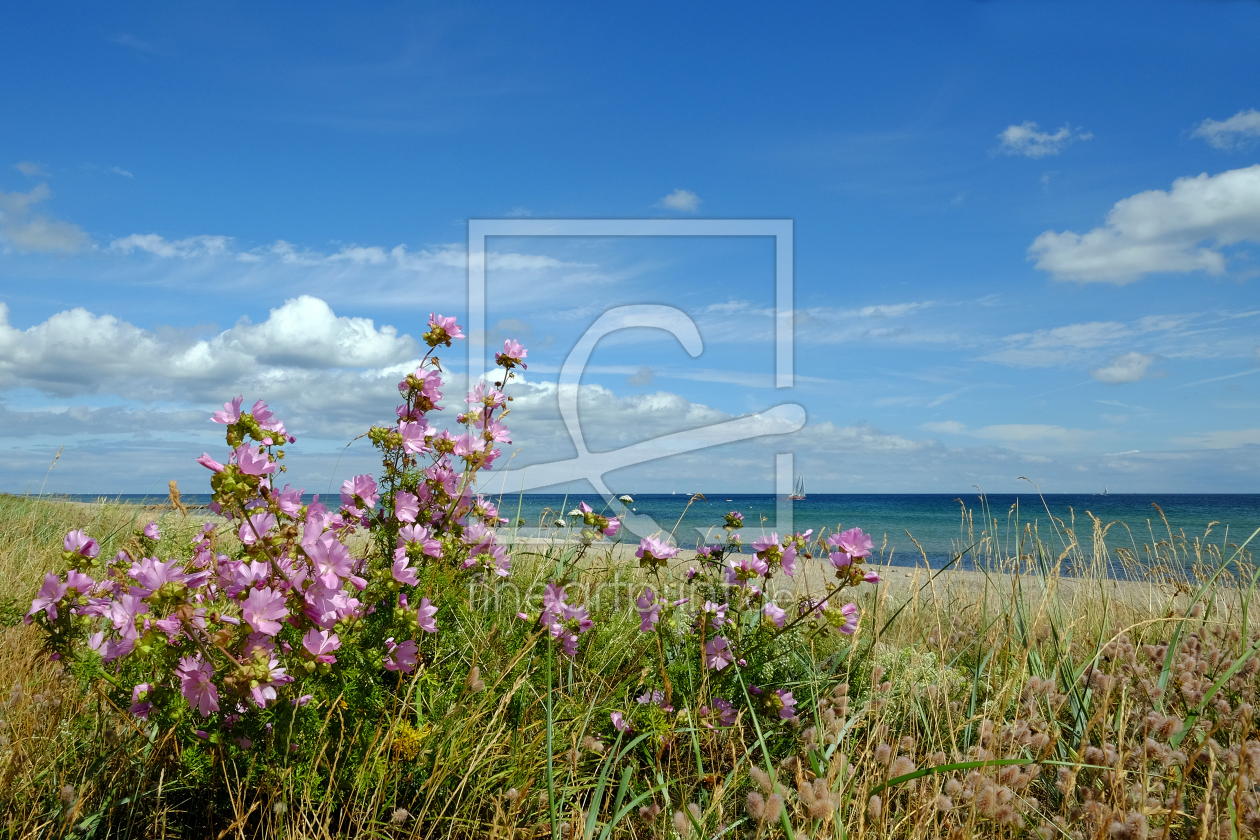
[751,533,779,554]
[130,557,199,596]
[399,524,443,558]
[65,569,95,595]
[708,698,738,728]
[428,313,464,341]
[341,474,379,510]
[212,395,244,425]
[546,601,593,658]
[391,550,421,586]
[250,399,279,430]
[384,638,419,673]
[541,582,569,623]
[775,688,797,719]
[306,532,353,589]
[129,683,154,719]
[64,529,100,559]
[827,528,874,561]
[303,586,361,630]
[704,636,733,671]
[26,573,68,623]
[394,490,419,523]
[466,382,506,409]
[829,551,853,571]
[301,629,341,664]
[725,554,769,587]
[242,587,288,636]
[635,588,660,633]
[416,597,438,633]
[453,432,485,459]
[701,601,728,631]
[781,544,797,576]
[249,658,292,707]
[635,536,678,565]
[238,511,276,546]
[496,339,527,369]
[178,656,219,717]
[276,485,304,517]
[143,521,161,540]
[399,420,431,455]
[196,453,225,473]
[763,602,787,628]
[839,603,860,635]
[611,711,631,733]
[233,444,277,476]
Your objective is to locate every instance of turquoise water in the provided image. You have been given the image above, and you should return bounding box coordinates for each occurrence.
[497,493,1260,570]
[63,491,1260,570]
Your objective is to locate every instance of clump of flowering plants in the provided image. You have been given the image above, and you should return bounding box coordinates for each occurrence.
[613,511,879,743]
[24,315,527,750]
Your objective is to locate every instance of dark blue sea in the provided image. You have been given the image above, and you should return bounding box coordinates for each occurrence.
[52,491,1260,571]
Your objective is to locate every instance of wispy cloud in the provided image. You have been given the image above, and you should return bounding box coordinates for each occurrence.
[923,420,1094,445]
[13,161,47,178]
[108,232,587,273]
[0,183,91,253]
[110,233,231,259]
[1192,109,1260,150]
[657,189,701,212]
[1091,352,1157,384]
[982,321,1131,368]
[1175,367,1260,389]
[1172,428,1260,448]
[107,33,175,56]
[994,122,1092,158]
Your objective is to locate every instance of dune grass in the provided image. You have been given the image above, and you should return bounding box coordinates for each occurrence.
[2,490,1259,839]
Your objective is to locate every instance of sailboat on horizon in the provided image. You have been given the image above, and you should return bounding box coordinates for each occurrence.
[788,476,806,501]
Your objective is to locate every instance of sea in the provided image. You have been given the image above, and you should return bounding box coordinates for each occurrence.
[56,491,1260,572]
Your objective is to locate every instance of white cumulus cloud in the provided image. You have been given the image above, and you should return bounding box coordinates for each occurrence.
[1028,164,1260,283]
[0,296,417,401]
[658,189,702,212]
[1192,109,1260,151]
[995,122,1092,158]
[1091,352,1156,384]
[221,296,416,368]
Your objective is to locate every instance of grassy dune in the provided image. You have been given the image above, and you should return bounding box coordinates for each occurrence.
[1,491,1259,839]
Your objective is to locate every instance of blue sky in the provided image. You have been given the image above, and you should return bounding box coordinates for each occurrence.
[2,0,1259,495]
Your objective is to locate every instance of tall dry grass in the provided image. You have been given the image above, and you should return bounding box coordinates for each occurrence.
[2,491,1258,839]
